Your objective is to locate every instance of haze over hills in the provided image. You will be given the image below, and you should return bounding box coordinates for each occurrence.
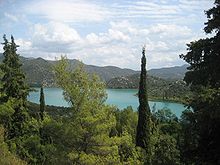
[0,53,188,86]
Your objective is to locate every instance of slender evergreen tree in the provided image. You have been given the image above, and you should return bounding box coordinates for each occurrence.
[136,46,152,164]
[39,86,45,120]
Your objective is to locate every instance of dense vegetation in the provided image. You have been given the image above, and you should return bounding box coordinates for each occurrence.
[179,0,220,163]
[0,0,219,164]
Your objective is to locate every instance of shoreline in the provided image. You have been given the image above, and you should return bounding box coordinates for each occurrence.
[30,86,187,105]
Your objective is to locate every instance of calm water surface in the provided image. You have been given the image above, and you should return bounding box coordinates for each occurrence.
[28,88,187,117]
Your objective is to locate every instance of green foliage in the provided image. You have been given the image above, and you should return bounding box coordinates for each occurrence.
[179,1,220,164]
[182,88,220,164]
[152,134,180,165]
[114,106,138,141]
[0,125,27,165]
[180,1,220,88]
[0,35,46,164]
[151,109,181,165]
[179,109,198,164]
[118,132,145,164]
[0,35,30,140]
[153,109,180,140]
[0,35,29,103]
[54,56,107,110]
[136,47,152,164]
[54,56,121,164]
[153,108,178,123]
[0,100,14,133]
[39,117,70,164]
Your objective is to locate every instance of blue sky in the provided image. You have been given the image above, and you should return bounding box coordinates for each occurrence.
[0,0,214,70]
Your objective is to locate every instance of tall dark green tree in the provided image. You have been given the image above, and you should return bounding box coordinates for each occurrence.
[180,0,220,164]
[136,46,152,163]
[0,35,29,103]
[180,0,220,88]
[39,86,45,121]
[0,35,29,139]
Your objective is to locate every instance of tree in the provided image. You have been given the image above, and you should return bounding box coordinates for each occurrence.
[180,0,220,88]
[0,35,29,103]
[0,35,30,139]
[0,35,45,164]
[152,134,180,165]
[39,86,45,120]
[114,106,138,141]
[180,1,220,164]
[179,110,198,164]
[136,46,152,164]
[54,56,121,164]
[151,109,181,165]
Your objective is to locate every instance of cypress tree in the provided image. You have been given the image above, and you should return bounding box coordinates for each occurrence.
[39,86,45,120]
[136,46,152,163]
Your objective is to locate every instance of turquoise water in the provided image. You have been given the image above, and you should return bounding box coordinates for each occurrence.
[28,88,187,118]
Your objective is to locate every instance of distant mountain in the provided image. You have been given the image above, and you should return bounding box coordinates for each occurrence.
[148,65,188,80]
[85,65,138,82]
[0,53,188,86]
[0,53,138,86]
[22,57,55,86]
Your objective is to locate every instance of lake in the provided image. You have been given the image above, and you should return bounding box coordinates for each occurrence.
[28,88,188,118]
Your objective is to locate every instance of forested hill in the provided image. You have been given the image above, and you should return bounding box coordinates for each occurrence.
[107,73,190,101]
[0,53,187,86]
[107,74,166,89]
[0,53,138,86]
[148,64,188,80]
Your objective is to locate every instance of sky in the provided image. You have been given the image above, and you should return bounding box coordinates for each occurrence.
[0,0,214,70]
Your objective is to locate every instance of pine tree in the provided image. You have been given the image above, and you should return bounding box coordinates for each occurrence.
[0,35,29,103]
[136,46,152,164]
[39,86,45,121]
[54,57,121,164]
[0,35,29,139]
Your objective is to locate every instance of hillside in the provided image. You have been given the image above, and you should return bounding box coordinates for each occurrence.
[107,74,168,89]
[148,65,188,80]
[0,53,187,86]
[0,53,138,86]
[107,73,190,101]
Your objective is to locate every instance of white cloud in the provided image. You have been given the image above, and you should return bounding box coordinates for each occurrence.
[112,0,213,27]
[16,39,32,51]
[23,0,110,23]
[110,20,138,35]
[77,45,139,69]
[149,24,192,39]
[86,25,131,45]
[108,29,131,42]
[0,0,213,69]
[31,22,82,53]
[13,20,198,69]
